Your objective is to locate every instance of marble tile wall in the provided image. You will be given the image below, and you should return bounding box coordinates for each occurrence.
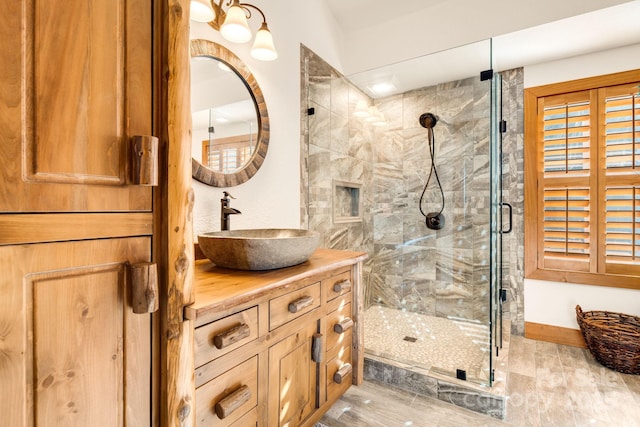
[300,45,525,333]
[300,45,374,261]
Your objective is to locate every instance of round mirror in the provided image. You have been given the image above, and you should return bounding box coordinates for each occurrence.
[190,39,269,187]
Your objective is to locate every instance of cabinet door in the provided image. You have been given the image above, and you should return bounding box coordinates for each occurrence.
[268,321,319,427]
[0,0,152,212]
[0,0,157,425]
[0,237,152,427]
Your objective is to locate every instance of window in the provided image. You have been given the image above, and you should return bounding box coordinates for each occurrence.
[201,133,257,173]
[524,70,640,289]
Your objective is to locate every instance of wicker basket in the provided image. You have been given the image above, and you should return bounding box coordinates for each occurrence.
[576,305,640,375]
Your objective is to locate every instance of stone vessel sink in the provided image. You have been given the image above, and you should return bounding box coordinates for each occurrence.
[198,228,321,270]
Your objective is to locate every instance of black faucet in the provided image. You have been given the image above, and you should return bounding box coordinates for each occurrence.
[221,191,241,231]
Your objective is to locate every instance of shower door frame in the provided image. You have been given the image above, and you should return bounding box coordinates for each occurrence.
[489,70,509,386]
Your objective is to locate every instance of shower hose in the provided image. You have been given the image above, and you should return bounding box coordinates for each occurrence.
[418,114,445,229]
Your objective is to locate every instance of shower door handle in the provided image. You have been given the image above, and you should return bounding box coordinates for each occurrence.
[501,202,513,234]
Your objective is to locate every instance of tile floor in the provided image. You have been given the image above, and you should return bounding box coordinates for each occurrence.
[319,335,640,426]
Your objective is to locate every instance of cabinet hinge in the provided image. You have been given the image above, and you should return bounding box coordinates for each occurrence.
[129,135,159,186]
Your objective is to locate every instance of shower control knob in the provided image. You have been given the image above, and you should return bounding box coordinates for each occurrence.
[426,212,445,230]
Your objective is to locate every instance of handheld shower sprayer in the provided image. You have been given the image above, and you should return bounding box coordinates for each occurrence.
[418,112,445,230]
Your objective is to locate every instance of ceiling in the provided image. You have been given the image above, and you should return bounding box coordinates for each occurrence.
[324,0,447,32]
[324,1,640,97]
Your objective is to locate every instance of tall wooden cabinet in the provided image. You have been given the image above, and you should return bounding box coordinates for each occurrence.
[0,0,160,425]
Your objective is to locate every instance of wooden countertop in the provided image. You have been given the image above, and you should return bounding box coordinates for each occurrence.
[184,248,367,323]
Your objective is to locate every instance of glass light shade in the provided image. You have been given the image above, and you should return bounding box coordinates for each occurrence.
[190,0,215,22]
[250,23,278,61]
[220,4,252,43]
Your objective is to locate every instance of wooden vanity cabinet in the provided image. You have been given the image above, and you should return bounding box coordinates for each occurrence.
[187,248,367,427]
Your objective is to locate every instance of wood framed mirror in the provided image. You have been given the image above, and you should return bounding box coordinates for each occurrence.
[190,39,269,187]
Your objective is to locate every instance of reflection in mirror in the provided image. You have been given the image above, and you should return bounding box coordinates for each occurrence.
[190,39,269,187]
[191,57,258,172]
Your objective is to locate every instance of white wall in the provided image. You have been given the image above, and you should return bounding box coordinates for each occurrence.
[525,279,640,329]
[190,0,344,237]
[523,44,640,330]
[524,43,640,88]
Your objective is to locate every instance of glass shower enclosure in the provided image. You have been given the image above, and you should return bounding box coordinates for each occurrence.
[301,39,506,388]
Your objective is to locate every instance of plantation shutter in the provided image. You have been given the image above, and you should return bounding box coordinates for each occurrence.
[538,90,597,272]
[600,82,640,275]
[525,70,640,287]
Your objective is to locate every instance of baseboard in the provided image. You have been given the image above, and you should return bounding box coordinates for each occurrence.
[524,322,586,348]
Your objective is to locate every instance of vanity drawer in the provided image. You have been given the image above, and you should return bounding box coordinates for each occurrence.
[269,282,320,331]
[194,306,259,368]
[326,301,353,354]
[325,270,352,302]
[196,356,258,427]
[227,407,258,427]
[326,334,353,403]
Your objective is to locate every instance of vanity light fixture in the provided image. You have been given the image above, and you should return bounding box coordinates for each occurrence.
[190,0,278,61]
[191,0,216,22]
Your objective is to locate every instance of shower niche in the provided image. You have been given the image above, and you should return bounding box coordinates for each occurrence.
[332,180,362,224]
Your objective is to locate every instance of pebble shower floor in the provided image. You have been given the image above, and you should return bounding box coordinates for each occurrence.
[364,305,492,383]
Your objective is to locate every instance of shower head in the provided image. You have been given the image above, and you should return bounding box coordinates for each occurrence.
[419,113,438,129]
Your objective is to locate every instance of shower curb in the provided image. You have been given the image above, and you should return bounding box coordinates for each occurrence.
[363,356,506,420]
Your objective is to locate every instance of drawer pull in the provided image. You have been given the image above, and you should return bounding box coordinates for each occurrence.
[333,363,352,384]
[333,317,354,334]
[214,384,252,419]
[333,279,351,293]
[311,333,323,363]
[213,323,251,350]
[288,295,314,313]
